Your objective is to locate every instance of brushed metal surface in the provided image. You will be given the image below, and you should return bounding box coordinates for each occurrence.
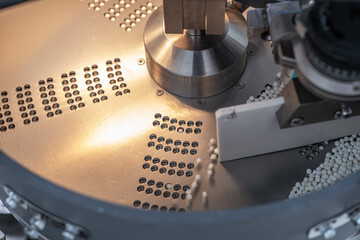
[0,0,325,213]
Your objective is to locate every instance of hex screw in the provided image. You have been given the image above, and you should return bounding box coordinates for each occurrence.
[30,215,46,231]
[137,58,145,65]
[236,82,245,89]
[5,192,18,209]
[197,99,206,106]
[62,224,79,240]
[24,226,39,240]
[247,49,256,56]
[289,117,304,127]
[155,89,164,96]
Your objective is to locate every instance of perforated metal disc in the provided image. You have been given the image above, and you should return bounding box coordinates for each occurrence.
[0,0,331,213]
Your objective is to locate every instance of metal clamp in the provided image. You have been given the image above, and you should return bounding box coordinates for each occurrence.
[308,204,360,240]
[2,186,90,240]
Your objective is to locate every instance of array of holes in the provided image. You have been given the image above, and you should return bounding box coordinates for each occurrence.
[106,58,130,96]
[16,85,39,125]
[134,113,203,209]
[299,143,326,160]
[119,2,157,32]
[153,113,203,134]
[39,78,62,118]
[0,91,15,132]
[104,0,136,21]
[133,200,186,213]
[88,0,108,11]
[87,0,157,32]
[152,113,203,134]
[84,65,108,103]
[1,57,130,133]
[62,72,86,111]
[148,134,199,155]
[143,155,194,177]
[137,177,190,200]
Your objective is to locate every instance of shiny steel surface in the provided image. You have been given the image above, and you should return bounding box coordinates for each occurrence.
[0,0,324,214]
[144,6,248,98]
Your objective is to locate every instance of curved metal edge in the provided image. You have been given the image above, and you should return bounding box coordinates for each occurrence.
[2,151,360,239]
[294,39,360,102]
[0,0,26,9]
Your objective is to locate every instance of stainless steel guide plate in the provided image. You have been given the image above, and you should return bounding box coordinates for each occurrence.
[0,0,329,212]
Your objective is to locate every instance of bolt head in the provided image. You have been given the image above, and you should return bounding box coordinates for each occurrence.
[289,117,304,127]
[5,196,17,209]
[155,89,164,96]
[197,99,206,106]
[247,49,256,56]
[137,58,145,65]
[324,228,336,239]
[62,231,75,240]
[236,82,245,89]
[31,215,46,231]
[24,226,39,239]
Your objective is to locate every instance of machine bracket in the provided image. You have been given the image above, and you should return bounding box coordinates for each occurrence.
[2,186,90,240]
[308,203,360,240]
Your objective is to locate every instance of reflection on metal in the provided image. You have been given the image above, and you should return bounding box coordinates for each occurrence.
[0,0,288,214]
[91,108,158,147]
[144,7,248,98]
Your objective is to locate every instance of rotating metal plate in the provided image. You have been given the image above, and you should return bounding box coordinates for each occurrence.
[0,0,328,213]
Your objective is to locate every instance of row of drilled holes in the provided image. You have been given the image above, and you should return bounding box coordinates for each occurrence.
[133,200,186,213]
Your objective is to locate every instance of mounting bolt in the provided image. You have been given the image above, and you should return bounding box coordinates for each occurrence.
[289,117,304,127]
[247,49,256,56]
[62,224,79,240]
[236,82,245,89]
[30,214,46,231]
[137,58,145,65]
[197,99,206,106]
[323,227,336,239]
[334,104,352,119]
[5,192,18,209]
[155,89,164,96]
[24,226,39,240]
[333,111,342,120]
[341,104,352,118]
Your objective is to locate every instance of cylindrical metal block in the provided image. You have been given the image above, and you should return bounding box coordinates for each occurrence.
[144,7,248,98]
